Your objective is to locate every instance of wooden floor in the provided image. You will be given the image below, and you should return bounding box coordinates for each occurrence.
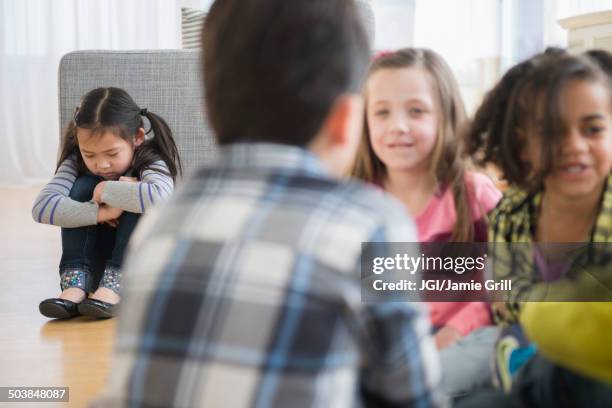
[0,187,114,407]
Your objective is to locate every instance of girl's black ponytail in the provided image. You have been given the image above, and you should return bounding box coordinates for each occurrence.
[132,110,183,182]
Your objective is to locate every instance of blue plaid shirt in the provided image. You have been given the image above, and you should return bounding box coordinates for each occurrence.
[92,143,445,408]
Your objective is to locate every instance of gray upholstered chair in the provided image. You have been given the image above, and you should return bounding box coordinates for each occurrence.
[58,50,217,176]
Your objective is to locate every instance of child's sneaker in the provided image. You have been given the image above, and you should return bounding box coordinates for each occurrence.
[493,324,538,393]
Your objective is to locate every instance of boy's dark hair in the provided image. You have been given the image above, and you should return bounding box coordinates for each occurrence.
[466,50,609,190]
[202,0,370,146]
[58,87,182,181]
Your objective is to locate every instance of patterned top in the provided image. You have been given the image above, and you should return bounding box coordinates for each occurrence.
[91,143,446,408]
[488,174,612,324]
[32,154,174,228]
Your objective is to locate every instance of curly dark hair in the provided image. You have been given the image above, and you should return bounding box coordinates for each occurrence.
[465,49,609,191]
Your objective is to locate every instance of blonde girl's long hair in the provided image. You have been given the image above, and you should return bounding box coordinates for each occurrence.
[351,48,473,241]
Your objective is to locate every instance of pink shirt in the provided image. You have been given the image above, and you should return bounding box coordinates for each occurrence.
[417,171,501,336]
[417,171,501,242]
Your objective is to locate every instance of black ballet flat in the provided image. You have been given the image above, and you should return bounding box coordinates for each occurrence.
[78,298,119,319]
[39,298,81,319]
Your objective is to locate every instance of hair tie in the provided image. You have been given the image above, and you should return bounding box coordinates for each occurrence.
[372,50,395,61]
[140,108,148,116]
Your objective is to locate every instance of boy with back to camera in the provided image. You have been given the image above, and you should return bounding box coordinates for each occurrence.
[92,0,445,406]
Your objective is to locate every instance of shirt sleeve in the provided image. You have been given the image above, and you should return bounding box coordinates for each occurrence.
[487,197,535,325]
[468,171,502,217]
[357,206,448,407]
[101,160,174,213]
[31,155,99,227]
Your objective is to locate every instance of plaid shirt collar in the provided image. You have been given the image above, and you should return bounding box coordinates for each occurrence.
[493,174,612,243]
[215,142,332,179]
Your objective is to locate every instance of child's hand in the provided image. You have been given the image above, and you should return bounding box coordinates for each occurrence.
[97,204,123,224]
[92,181,107,203]
[435,325,462,350]
[104,219,119,228]
[119,176,138,183]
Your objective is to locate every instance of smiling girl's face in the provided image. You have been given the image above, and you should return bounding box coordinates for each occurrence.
[366,67,438,173]
[76,128,144,180]
[525,79,612,201]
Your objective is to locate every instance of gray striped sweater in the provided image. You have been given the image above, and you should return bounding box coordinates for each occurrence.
[32,155,174,228]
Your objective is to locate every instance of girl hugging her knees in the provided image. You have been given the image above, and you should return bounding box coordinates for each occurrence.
[33,87,182,319]
[351,48,502,400]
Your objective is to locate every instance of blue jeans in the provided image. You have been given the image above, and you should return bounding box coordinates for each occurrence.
[59,175,140,292]
[440,326,499,401]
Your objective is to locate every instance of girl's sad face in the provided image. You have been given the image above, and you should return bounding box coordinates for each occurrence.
[525,79,612,200]
[77,128,144,180]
